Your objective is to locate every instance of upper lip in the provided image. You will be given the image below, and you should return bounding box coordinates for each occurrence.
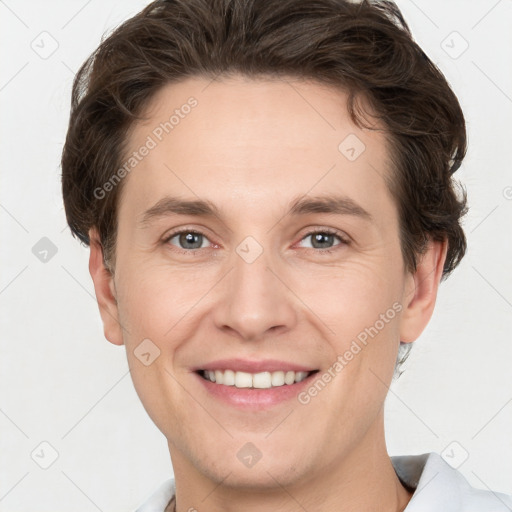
[192,358,318,373]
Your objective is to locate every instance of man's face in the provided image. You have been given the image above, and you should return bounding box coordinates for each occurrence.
[109,76,413,486]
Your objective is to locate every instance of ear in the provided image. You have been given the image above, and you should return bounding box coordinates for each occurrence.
[88,228,124,346]
[400,239,448,343]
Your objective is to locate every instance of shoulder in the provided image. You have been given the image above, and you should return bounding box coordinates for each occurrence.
[391,452,512,511]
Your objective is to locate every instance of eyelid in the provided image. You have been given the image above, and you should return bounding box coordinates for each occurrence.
[294,227,350,249]
[163,224,213,239]
[294,223,350,241]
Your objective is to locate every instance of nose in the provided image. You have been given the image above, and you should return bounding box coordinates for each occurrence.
[212,247,298,341]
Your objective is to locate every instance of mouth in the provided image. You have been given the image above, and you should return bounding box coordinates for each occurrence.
[191,358,321,408]
[195,368,320,389]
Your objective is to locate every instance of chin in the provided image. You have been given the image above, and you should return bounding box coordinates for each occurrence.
[193,439,314,490]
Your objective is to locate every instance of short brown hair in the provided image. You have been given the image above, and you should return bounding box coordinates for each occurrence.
[61,0,467,279]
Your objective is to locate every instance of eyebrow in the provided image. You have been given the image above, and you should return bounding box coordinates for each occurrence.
[288,194,372,220]
[138,193,372,227]
[139,197,222,227]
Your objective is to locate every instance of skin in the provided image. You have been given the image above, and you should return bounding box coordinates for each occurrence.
[89,75,447,512]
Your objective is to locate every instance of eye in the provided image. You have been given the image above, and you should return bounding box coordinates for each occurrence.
[162,228,349,254]
[164,230,212,250]
[297,229,348,251]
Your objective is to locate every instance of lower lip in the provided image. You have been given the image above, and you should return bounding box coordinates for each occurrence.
[194,371,318,410]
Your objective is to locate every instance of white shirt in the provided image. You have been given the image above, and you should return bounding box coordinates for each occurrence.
[135,452,512,511]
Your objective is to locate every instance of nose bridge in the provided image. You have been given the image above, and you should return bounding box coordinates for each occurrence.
[213,238,296,340]
[232,244,274,304]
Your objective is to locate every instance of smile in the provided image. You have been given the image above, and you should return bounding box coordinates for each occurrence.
[198,369,318,388]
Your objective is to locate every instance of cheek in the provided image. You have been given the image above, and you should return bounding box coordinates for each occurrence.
[116,261,217,340]
[294,259,404,398]
[114,263,199,434]
[292,257,403,332]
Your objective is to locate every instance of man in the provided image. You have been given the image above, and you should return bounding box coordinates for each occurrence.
[61,0,512,510]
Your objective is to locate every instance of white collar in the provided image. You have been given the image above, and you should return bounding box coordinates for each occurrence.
[392,452,512,511]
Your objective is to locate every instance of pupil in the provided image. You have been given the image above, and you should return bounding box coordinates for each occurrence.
[180,232,202,249]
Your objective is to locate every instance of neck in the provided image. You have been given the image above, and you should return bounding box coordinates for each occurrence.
[168,413,413,512]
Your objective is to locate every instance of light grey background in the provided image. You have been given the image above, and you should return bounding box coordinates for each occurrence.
[1,0,511,510]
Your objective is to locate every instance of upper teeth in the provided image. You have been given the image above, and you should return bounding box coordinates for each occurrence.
[203,369,310,388]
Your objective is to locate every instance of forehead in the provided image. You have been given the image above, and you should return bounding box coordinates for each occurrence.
[119,75,395,225]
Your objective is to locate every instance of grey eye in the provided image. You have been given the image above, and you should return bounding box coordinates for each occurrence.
[168,231,209,250]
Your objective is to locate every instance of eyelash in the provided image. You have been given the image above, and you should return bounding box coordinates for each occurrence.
[162,227,350,256]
